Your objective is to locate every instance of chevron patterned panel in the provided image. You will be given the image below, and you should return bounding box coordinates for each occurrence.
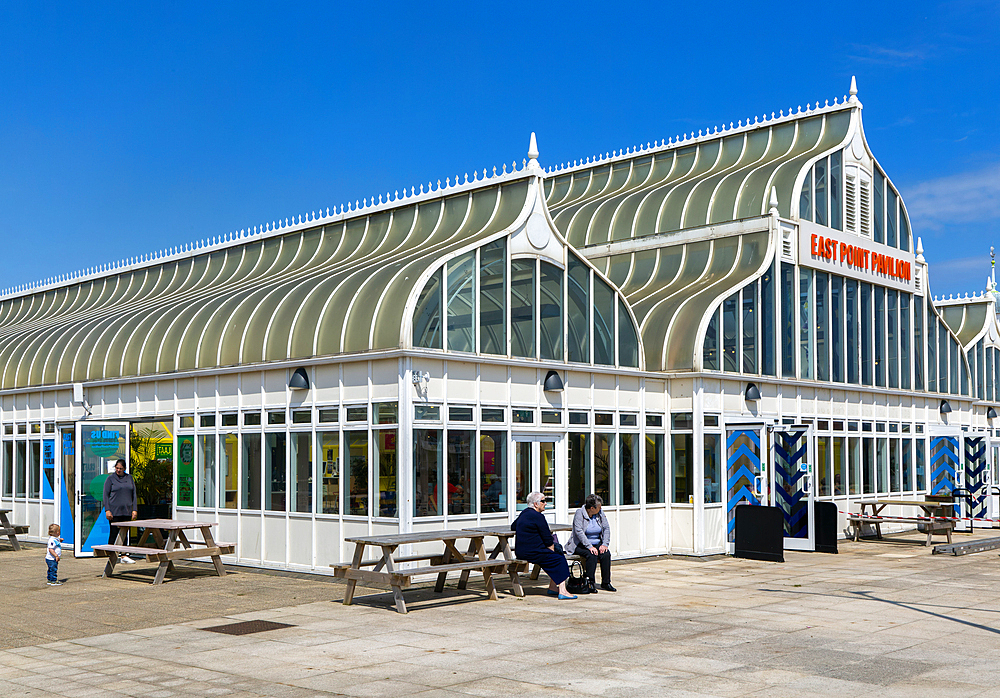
[930,436,959,496]
[774,429,809,538]
[726,428,761,542]
[965,436,987,519]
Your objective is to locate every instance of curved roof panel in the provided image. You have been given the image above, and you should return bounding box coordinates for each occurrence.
[546,106,853,246]
[0,178,531,390]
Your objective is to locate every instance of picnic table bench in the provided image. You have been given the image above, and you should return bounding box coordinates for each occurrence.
[92,519,235,585]
[848,499,955,546]
[0,509,28,551]
[464,522,581,581]
[332,529,527,614]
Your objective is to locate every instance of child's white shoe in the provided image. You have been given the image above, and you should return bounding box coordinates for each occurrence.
[120,555,136,564]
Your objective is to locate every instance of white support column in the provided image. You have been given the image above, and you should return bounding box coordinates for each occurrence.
[693,376,705,554]
[399,356,413,534]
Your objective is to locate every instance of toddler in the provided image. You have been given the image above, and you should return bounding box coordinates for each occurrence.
[46,524,62,586]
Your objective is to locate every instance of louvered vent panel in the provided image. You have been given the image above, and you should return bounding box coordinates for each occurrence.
[914,266,924,294]
[845,175,857,233]
[781,228,795,260]
[859,180,871,237]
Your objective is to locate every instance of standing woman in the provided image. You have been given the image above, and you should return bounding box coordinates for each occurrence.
[103,458,138,563]
[513,491,576,600]
[568,494,615,591]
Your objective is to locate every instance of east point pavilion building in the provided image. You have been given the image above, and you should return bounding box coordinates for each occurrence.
[3,78,999,569]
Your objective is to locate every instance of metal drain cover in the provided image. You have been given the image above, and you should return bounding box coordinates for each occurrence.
[202,620,295,635]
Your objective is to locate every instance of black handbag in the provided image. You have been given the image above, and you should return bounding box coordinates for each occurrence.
[565,559,592,594]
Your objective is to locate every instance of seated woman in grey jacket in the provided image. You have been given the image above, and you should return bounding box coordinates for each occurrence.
[568,494,615,592]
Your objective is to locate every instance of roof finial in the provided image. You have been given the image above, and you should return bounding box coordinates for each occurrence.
[849,75,858,103]
[769,186,779,216]
[526,132,541,173]
[916,236,925,264]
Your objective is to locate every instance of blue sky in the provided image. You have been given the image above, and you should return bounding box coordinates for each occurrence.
[1,2,997,297]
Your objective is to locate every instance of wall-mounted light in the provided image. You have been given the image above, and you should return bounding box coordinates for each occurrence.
[289,367,309,390]
[543,370,564,392]
[988,407,997,420]
[940,399,952,415]
[745,382,761,401]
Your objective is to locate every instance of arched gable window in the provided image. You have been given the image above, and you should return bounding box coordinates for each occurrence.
[413,240,640,368]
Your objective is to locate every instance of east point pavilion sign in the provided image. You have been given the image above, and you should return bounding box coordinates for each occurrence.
[797,221,915,293]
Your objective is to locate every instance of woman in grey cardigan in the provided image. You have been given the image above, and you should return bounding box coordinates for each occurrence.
[568,493,615,592]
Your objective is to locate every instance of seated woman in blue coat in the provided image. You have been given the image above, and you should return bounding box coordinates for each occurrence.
[513,491,576,600]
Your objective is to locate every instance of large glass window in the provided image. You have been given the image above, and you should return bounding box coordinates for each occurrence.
[619,433,637,506]
[863,437,874,495]
[815,157,827,226]
[861,282,872,385]
[15,442,25,497]
[761,261,776,376]
[874,288,885,387]
[594,433,612,504]
[198,434,216,508]
[413,429,441,516]
[510,259,535,358]
[479,239,506,355]
[831,275,843,383]
[413,268,443,349]
[899,204,910,251]
[221,433,238,509]
[950,336,960,396]
[290,432,312,514]
[742,281,757,373]
[873,168,885,244]
[376,429,397,517]
[887,290,898,389]
[540,261,563,361]
[480,431,507,513]
[781,262,795,378]
[567,255,590,363]
[833,437,844,496]
[28,442,40,499]
[568,432,590,509]
[848,436,860,496]
[319,431,339,514]
[241,433,261,510]
[939,320,949,393]
[515,440,531,510]
[2,442,11,497]
[816,271,829,381]
[800,269,812,379]
[703,309,720,371]
[830,150,842,231]
[900,293,910,389]
[704,433,721,504]
[799,169,812,220]
[723,292,739,372]
[265,433,286,512]
[618,299,640,368]
[446,252,476,353]
[448,430,474,515]
[886,188,897,248]
[889,438,900,493]
[989,345,996,402]
[877,438,888,493]
[927,309,937,392]
[914,296,924,390]
[594,276,615,365]
[672,433,693,503]
[902,439,912,491]
[817,436,830,496]
[348,431,369,516]
[645,433,665,504]
[846,279,858,384]
[916,439,926,491]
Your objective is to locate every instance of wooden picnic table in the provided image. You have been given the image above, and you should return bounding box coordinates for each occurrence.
[92,519,235,585]
[463,522,575,581]
[332,529,525,614]
[0,509,29,551]
[851,499,955,546]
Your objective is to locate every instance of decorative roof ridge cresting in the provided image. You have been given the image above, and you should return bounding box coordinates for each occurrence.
[0,158,537,302]
[543,91,858,178]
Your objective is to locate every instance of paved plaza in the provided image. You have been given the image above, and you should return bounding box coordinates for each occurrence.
[2,532,1000,697]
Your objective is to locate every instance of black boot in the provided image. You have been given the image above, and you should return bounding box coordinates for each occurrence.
[600,582,617,592]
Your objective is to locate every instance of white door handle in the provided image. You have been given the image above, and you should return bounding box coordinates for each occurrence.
[753,475,762,498]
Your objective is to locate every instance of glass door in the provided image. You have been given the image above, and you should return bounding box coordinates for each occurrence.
[725,424,765,552]
[74,423,129,557]
[770,425,815,551]
[513,435,565,523]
